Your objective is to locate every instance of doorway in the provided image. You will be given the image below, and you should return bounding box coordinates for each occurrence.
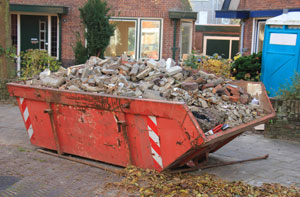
[21,15,48,51]
[180,21,193,58]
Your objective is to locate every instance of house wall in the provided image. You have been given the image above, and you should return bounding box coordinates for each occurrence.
[195,31,240,53]
[10,0,194,66]
[239,0,300,10]
[194,25,240,55]
[238,0,300,55]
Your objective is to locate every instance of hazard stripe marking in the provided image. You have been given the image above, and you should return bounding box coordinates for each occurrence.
[18,97,34,139]
[147,116,163,170]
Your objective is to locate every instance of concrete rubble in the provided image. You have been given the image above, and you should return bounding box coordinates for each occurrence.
[26,56,265,133]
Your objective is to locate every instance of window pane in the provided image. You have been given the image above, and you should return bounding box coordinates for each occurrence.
[181,22,193,57]
[206,40,230,58]
[140,20,160,60]
[40,41,45,49]
[257,22,266,52]
[51,16,58,57]
[41,32,45,40]
[11,14,17,48]
[40,22,45,30]
[231,40,239,59]
[105,20,136,59]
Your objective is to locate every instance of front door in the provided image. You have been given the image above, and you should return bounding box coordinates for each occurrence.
[21,15,48,51]
[180,21,193,58]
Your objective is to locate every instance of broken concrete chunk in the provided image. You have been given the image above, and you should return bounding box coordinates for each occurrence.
[41,76,66,88]
[118,75,128,86]
[173,73,183,80]
[39,69,51,79]
[119,65,130,72]
[167,66,182,76]
[135,88,143,97]
[68,85,81,91]
[82,67,94,79]
[147,59,158,68]
[158,59,166,68]
[102,68,117,75]
[130,64,139,76]
[142,89,165,100]
[88,78,96,86]
[138,81,153,91]
[198,70,215,79]
[86,56,102,67]
[166,58,176,69]
[138,64,146,72]
[181,82,198,91]
[94,66,102,74]
[136,67,153,80]
[81,84,103,92]
[98,58,111,66]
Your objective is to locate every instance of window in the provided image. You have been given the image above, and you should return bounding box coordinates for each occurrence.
[140,20,161,60]
[196,11,208,25]
[105,20,137,59]
[180,21,193,58]
[256,21,266,52]
[105,18,162,60]
[252,19,266,53]
[51,16,58,57]
[203,36,239,59]
[11,14,17,48]
[39,21,46,50]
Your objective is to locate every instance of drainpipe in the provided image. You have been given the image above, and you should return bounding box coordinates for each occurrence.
[240,19,245,56]
[172,19,178,60]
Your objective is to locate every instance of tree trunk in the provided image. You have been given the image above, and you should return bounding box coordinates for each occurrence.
[0,0,14,79]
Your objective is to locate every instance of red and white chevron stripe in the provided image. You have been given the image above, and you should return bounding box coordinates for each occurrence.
[147,116,163,170]
[18,97,34,139]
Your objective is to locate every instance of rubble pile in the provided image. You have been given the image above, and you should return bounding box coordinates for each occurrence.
[26,56,264,132]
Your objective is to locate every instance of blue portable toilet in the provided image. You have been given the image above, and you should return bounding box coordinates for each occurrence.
[261,12,300,97]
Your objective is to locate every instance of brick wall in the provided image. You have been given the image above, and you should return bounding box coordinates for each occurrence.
[10,0,193,65]
[265,98,300,142]
[238,0,300,56]
[239,0,300,10]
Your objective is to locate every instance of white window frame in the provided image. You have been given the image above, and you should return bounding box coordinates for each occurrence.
[39,20,47,50]
[203,36,239,59]
[109,17,164,60]
[180,19,193,58]
[108,19,138,59]
[251,18,268,54]
[140,19,163,60]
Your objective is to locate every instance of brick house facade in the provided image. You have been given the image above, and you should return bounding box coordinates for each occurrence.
[9,0,197,68]
[216,0,300,55]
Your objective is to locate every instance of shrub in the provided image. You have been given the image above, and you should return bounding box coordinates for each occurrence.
[184,51,200,69]
[184,53,232,78]
[72,32,88,64]
[21,49,61,78]
[230,52,262,81]
[278,72,300,100]
[199,54,232,78]
[79,0,115,58]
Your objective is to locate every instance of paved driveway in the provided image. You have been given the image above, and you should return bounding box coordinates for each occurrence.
[0,104,299,196]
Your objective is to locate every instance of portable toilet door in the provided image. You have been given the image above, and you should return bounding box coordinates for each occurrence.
[261,12,300,97]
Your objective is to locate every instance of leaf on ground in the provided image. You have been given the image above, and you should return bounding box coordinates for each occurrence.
[105,166,300,197]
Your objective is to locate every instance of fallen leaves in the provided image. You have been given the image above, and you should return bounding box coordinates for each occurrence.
[105,166,300,197]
